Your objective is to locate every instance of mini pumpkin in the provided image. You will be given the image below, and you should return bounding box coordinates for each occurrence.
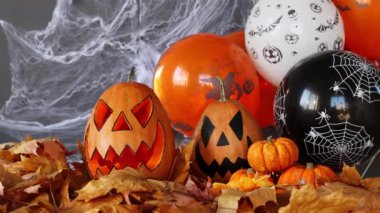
[247,136,299,174]
[192,77,264,183]
[278,163,336,187]
[84,68,175,180]
[213,168,274,192]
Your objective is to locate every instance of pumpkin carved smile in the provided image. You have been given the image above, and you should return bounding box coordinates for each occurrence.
[195,144,249,178]
[86,121,165,176]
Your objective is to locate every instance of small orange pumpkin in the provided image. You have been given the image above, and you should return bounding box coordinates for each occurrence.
[278,163,336,187]
[84,68,176,180]
[212,168,274,192]
[247,136,299,174]
[192,77,264,183]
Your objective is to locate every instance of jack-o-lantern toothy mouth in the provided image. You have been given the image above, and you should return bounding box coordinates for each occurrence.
[195,144,249,178]
[86,121,165,177]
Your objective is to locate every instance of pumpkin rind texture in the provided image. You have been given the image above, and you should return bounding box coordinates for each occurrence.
[84,82,175,180]
[278,163,336,187]
[192,98,264,183]
[247,137,299,174]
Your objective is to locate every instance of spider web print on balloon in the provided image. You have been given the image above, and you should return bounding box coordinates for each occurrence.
[274,82,287,134]
[330,52,380,103]
[304,110,374,170]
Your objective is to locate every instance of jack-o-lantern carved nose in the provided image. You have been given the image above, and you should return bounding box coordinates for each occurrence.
[216,132,229,146]
[113,111,132,131]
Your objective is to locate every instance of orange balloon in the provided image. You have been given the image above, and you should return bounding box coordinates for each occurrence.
[225,31,277,128]
[154,34,260,136]
[333,0,380,62]
[224,31,246,51]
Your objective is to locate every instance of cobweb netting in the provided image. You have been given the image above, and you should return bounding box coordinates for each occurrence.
[305,115,374,170]
[0,0,256,145]
[330,52,380,103]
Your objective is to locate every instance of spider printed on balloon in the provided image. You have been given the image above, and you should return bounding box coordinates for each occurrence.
[274,51,380,170]
[245,0,344,86]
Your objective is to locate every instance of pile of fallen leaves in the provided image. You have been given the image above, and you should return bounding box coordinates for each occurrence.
[0,137,379,212]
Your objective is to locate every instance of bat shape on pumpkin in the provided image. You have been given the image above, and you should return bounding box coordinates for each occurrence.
[248,15,283,37]
[316,11,340,32]
[195,144,250,178]
[85,121,165,177]
[201,72,243,100]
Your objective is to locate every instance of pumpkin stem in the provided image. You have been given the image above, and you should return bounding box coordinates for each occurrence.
[266,136,273,143]
[216,77,227,102]
[128,67,136,82]
[306,162,314,169]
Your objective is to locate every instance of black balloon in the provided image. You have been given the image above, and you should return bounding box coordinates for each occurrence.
[274,51,380,171]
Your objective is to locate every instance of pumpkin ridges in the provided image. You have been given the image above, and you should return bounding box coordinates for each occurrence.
[249,142,268,174]
[278,138,299,164]
[301,163,317,186]
[278,165,304,185]
[315,165,336,179]
[264,141,282,172]
[274,142,291,170]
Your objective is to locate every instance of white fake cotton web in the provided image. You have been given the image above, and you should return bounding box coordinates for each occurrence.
[304,110,374,170]
[0,0,255,143]
[274,82,287,134]
[330,52,380,103]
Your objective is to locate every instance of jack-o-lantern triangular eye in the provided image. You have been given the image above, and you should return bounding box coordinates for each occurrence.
[201,116,215,148]
[229,111,243,140]
[132,96,153,128]
[113,112,132,131]
[94,99,113,131]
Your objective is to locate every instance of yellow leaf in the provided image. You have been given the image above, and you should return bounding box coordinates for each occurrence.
[170,139,195,184]
[215,187,276,212]
[279,182,380,213]
[0,182,4,196]
[24,184,41,194]
[11,140,40,155]
[337,163,361,186]
[246,186,276,208]
[76,168,161,202]
[10,193,55,213]
[361,178,380,193]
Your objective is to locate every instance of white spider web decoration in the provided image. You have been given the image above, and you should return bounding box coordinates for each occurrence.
[330,52,380,103]
[304,110,374,169]
[274,82,287,134]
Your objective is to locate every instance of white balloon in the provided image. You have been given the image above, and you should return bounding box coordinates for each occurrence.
[245,0,345,86]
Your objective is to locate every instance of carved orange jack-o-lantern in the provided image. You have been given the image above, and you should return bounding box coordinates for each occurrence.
[192,78,264,183]
[84,70,175,180]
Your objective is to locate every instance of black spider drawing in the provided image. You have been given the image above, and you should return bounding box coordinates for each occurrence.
[316,11,340,32]
[201,72,243,100]
[248,16,283,37]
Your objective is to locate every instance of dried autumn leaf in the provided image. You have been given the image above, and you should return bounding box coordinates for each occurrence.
[361,178,380,193]
[24,184,41,194]
[216,187,276,212]
[170,139,195,184]
[0,164,22,189]
[279,182,380,213]
[60,194,125,213]
[75,168,179,202]
[0,182,4,196]
[337,163,361,186]
[10,193,55,213]
[185,176,214,202]
[153,203,212,213]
